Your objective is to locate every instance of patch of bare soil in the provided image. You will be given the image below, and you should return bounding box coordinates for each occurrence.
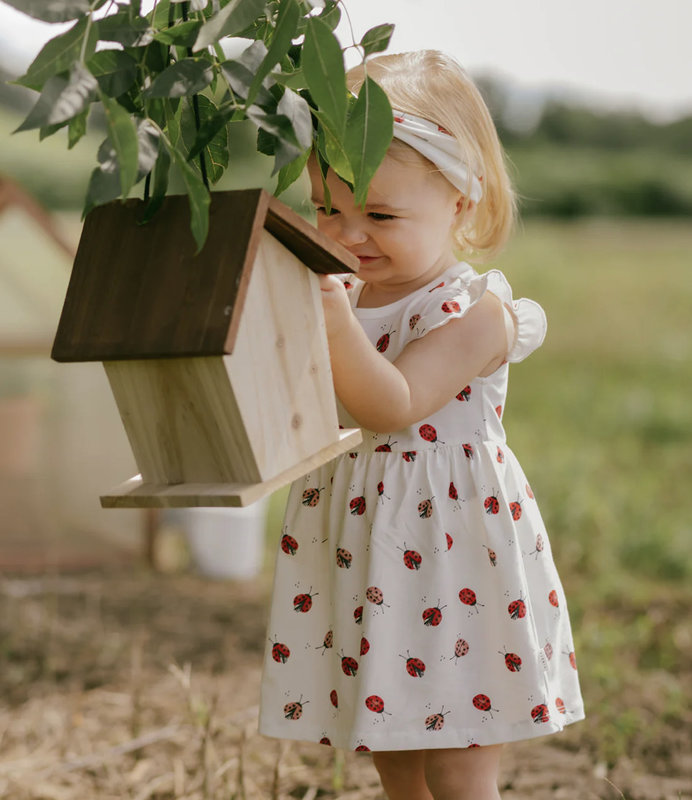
[0,572,689,800]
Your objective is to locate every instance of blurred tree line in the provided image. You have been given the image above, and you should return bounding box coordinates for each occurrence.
[477,75,692,218]
[2,64,691,218]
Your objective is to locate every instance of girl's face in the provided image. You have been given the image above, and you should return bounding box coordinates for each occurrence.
[308,153,464,299]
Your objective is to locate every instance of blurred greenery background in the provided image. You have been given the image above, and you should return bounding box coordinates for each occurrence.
[1,61,690,773]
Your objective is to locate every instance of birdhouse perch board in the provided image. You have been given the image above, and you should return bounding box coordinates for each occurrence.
[52,189,362,508]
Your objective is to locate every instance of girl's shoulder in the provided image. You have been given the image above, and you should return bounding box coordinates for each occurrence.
[406,263,548,364]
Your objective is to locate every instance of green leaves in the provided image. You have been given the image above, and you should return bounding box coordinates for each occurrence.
[360,24,394,57]
[344,77,393,206]
[15,63,98,132]
[144,58,214,99]
[303,17,347,138]
[11,0,395,249]
[194,0,266,51]
[15,16,97,91]
[101,93,139,195]
[1,0,102,22]
[163,134,211,252]
[87,50,138,97]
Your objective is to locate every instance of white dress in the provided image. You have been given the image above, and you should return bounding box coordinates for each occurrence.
[259,262,585,751]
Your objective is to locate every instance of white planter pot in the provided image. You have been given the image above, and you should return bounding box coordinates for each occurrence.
[184,498,269,580]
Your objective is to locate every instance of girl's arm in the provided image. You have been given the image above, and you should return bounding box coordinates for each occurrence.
[319,275,508,433]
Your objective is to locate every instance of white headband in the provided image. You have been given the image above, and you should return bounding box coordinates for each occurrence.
[391,110,483,203]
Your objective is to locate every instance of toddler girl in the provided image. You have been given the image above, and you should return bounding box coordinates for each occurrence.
[259,50,584,800]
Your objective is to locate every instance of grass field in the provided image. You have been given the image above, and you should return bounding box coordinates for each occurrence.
[1,216,690,798]
[265,219,692,775]
[494,219,692,766]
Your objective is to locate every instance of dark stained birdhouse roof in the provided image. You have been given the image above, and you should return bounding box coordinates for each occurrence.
[51,188,358,362]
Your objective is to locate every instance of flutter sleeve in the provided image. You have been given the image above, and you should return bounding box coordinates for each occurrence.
[411,268,547,363]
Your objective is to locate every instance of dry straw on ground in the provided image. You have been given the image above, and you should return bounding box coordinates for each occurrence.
[0,572,689,800]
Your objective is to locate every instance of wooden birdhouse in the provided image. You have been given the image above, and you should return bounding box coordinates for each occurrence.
[51,189,361,508]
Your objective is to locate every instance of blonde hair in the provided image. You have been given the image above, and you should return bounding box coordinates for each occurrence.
[347,51,516,262]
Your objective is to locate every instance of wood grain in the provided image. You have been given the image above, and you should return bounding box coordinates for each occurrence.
[51,190,358,362]
[224,229,340,479]
[99,429,362,507]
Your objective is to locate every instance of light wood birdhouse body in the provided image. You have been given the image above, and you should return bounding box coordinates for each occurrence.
[52,189,361,507]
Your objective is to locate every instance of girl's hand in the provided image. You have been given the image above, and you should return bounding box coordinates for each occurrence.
[318,274,355,340]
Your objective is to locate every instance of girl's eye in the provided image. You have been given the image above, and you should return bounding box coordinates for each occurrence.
[368,212,395,221]
[316,206,339,216]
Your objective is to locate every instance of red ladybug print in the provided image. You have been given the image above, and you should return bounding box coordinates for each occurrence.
[472,694,496,718]
[456,385,471,401]
[409,313,421,330]
[445,533,454,551]
[448,482,462,508]
[484,492,500,515]
[429,281,445,292]
[330,689,338,708]
[354,605,363,624]
[402,450,417,462]
[530,533,544,556]
[270,638,290,664]
[425,707,450,731]
[526,482,535,499]
[316,629,333,655]
[284,696,308,720]
[500,649,522,672]
[531,703,550,724]
[302,487,324,507]
[375,436,397,452]
[495,405,503,417]
[342,280,353,290]
[340,652,359,677]
[417,497,434,518]
[319,736,331,745]
[459,587,483,613]
[349,495,366,516]
[422,601,446,627]
[355,744,371,752]
[508,597,526,619]
[496,446,505,463]
[293,588,318,613]
[400,652,426,677]
[377,481,391,502]
[548,590,559,608]
[376,326,396,353]
[400,545,422,570]
[555,697,566,715]
[366,586,389,610]
[567,651,577,670]
[462,443,474,459]
[484,545,497,566]
[509,498,523,521]
[280,532,298,555]
[360,637,370,656]
[336,547,352,569]
[419,424,444,446]
[441,300,461,313]
[544,641,554,661]
[365,695,391,717]
[451,638,469,663]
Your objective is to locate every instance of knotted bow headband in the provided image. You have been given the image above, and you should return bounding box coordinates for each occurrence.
[391,110,483,203]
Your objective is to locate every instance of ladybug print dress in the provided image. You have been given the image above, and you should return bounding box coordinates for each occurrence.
[259,262,585,751]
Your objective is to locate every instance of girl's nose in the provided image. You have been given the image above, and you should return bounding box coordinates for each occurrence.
[330,216,368,247]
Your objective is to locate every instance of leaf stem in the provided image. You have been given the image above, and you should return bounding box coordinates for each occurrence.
[79,11,94,64]
[181,0,209,189]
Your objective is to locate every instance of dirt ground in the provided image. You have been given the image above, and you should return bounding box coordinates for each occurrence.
[0,571,689,800]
